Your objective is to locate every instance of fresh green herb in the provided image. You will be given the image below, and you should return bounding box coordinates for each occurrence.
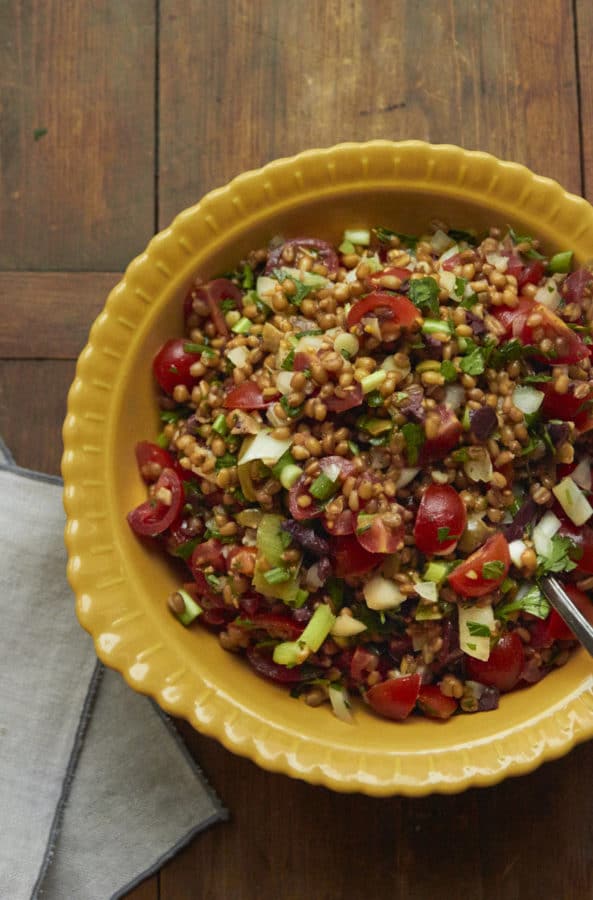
[205,573,222,590]
[536,534,580,575]
[171,537,201,560]
[482,560,505,580]
[220,297,237,313]
[440,359,458,382]
[508,227,546,260]
[263,567,293,585]
[215,453,237,470]
[241,264,255,289]
[183,342,216,357]
[34,127,48,141]
[448,228,478,245]
[272,268,313,306]
[486,339,536,366]
[160,407,192,424]
[327,577,344,610]
[466,642,477,651]
[280,395,304,418]
[437,526,459,543]
[374,226,418,249]
[409,277,439,318]
[212,413,229,436]
[459,344,485,376]
[496,584,550,621]
[281,349,295,371]
[451,447,470,463]
[156,432,169,448]
[522,373,554,384]
[231,316,252,334]
[460,292,479,309]
[401,422,425,466]
[365,390,384,408]
[168,365,179,375]
[466,621,492,638]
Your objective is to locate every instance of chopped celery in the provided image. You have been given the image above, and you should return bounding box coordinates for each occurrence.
[360,370,387,394]
[421,319,452,336]
[231,316,252,334]
[174,589,203,626]
[549,251,573,274]
[212,413,229,435]
[423,560,450,585]
[273,603,336,666]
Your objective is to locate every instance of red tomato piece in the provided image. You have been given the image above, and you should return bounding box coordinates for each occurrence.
[559,520,593,574]
[350,646,379,683]
[418,405,462,465]
[189,538,226,574]
[442,253,462,272]
[346,292,420,330]
[152,338,201,395]
[414,484,467,556]
[364,266,412,290]
[293,351,313,371]
[366,674,422,721]
[505,255,546,289]
[355,504,406,554]
[247,613,304,641]
[562,267,593,305]
[417,685,458,719]
[127,468,184,537]
[191,278,243,336]
[492,297,588,364]
[325,382,364,413]
[544,607,575,642]
[447,533,511,598]
[541,382,593,432]
[551,583,593,632]
[246,645,306,683]
[223,381,272,410]
[323,509,355,535]
[135,441,175,482]
[331,534,383,577]
[465,631,524,692]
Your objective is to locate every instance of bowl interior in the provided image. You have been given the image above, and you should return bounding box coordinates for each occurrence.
[67,143,593,793]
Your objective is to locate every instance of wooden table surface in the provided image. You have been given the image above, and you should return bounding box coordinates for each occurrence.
[3,2,593,897]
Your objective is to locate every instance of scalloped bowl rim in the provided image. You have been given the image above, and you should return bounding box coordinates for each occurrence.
[63,140,593,796]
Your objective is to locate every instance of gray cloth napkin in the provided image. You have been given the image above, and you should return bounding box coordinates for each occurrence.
[0,441,227,900]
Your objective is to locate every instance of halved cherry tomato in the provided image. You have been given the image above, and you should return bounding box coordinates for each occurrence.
[541,382,593,432]
[414,484,467,556]
[355,504,406,554]
[364,266,412,290]
[127,468,184,536]
[544,607,575,642]
[190,278,243,336]
[465,631,524,692]
[505,255,546,289]
[366,674,421,721]
[323,509,355,535]
[325,382,364,413]
[417,406,462,465]
[246,645,307,683]
[350,646,379,683]
[442,253,462,272]
[152,338,201,395]
[447,533,511,598]
[189,538,226,574]
[223,382,272,410]
[417,685,458,719]
[492,297,588,364]
[346,292,419,330]
[562,267,593,305]
[558,520,593,574]
[331,534,382,577]
[135,441,176,482]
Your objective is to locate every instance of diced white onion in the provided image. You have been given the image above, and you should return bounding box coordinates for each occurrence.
[416,581,438,603]
[275,371,294,395]
[256,275,279,304]
[363,575,405,610]
[532,510,561,557]
[535,278,561,311]
[464,448,493,483]
[512,385,545,415]
[444,383,465,412]
[329,684,354,723]
[334,332,359,358]
[509,539,527,567]
[395,467,420,489]
[553,476,593,526]
[438,243,460,265]
[486,252,509,273]
[458,603,495,661]
[331,615,368,637]
[570,457,592,492]
[439,269,457,296]
[226,345,250,368]
[345,268,359,284]
[295,334,324,354]
[323,461,341,482]
[431,229,456,255]
[238,430,293,466]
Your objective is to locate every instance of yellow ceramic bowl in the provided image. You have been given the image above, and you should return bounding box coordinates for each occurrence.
[63,141,593,796]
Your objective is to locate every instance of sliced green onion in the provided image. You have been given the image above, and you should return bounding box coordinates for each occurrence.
[231,316,252,334]
[549,250,573,274]
[183,341,216,357]
[212,413,229,435]
[360,370,387,394]
[294,589,309,608]
[310,472,338,501]
[423,560,450,585]
[263,566,292,585]
[174,589,203,626]
[272,640,305,666]
[339,239,356,254]
[421,318,452,336]
[347,440,360,455]
[156,432,169,449]
[299,603,336,652]
[280,464,302,490]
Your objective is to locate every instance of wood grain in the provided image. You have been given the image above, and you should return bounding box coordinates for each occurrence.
[0,272,120,358]
[158,0,580,227]
[577,0,593,200]
[0,1,155,270]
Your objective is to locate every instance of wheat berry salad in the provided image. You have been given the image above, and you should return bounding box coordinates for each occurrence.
[127,223,593,723]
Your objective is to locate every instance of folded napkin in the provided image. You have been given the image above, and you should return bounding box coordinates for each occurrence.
[0,442,227,900]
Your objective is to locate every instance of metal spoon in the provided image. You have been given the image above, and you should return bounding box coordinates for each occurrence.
[540,575,593,659]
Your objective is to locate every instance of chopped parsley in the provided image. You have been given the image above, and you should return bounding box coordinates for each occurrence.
[522,373,554,384]
[281,349,295,371]
[34,127,48,141]
[241,264,255,290]
[220,297,238,313]
[482,560,506,580]
[466,621,492,638]
[280,395,304,418]
[437,526,459,543]
[171,537,201,560]
[459,292,479,309]
[401,422,425,465]
[409,277,440,318]
[440,359,458,383]
[496,585,550,622]
[215,453,237,470]
[453,276,467,301]
[448,228,478,245]
[508,227,546,260]
[160,406,192,423]
[459,343,485,376]
[374,226,418,249]
[272,268,313,306]
[536,535,580,576]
